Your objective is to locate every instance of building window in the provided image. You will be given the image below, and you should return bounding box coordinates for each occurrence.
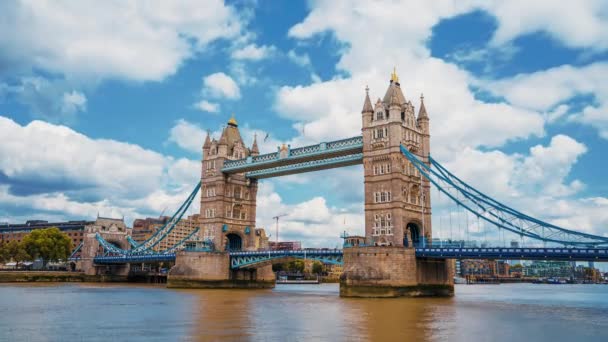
[234,186,242,199]
[376,111,384,120]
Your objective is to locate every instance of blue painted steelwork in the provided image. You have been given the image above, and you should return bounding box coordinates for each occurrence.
[68,241,83,260]
[416,247,608,261]
[127,236,139,248]
[94,253,176,264]
[244,153,363,179]
[222,135,363,175]
[399,145,608,247]
[229,249,343,269]
[95,183,200,255]
[92,246,608,265]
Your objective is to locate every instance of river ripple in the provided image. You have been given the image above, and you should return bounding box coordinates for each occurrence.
[1,283,607,341]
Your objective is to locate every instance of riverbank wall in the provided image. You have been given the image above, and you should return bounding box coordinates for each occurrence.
[0,271,128,283]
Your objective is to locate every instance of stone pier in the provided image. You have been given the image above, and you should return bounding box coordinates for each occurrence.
[340,246,453,297]
[167,251,275,289]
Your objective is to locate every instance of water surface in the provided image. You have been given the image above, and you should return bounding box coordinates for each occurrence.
[0,283,607,341]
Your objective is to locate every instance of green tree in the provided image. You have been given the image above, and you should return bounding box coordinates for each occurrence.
[287,260,305,273]
[22,227,72,267]
[311,261,323,275]
[5,240,31,269]
[0,243,8,263]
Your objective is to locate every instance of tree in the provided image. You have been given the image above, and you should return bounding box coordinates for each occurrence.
[287,260,305,273]
[22,227,72,267]
[311,261,323,275]
[0,243,8,263]
[4,240,31,269]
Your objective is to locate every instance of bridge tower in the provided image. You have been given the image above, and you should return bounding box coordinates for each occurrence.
[341,70,453,297]
[200,115,259,251]
[361,70,432,247]
[168,115,274,289]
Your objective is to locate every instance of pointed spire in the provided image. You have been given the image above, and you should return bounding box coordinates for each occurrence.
[391,67,399,83]
[361,85,373,113]
[218,126,228,145]
[251,132,259,154]
[203,130,211,149]
[227,113,238,127]
[418,93,428,120]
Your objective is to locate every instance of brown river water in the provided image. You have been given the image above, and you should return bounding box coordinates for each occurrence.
[1,283,607,341]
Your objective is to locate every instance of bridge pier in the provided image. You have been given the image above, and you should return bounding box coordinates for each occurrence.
[340,246,453,298]
[167,251,275,289]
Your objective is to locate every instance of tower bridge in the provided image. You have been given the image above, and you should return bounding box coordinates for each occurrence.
[81,71,608,297]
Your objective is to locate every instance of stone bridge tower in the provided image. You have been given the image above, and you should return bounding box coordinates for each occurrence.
[81,217,130,276]
[341,70,453,298]
[200,116,259,251]
[361,70,431,247]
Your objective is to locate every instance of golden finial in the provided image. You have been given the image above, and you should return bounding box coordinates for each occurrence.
[391,67,399,83]
[227,113,238,126]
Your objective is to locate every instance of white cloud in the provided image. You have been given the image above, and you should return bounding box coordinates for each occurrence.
[0,0,244,82]
[481,62,608,138]
[194,100,220,113]
[168,119,206,153]
[287,50,312,67]
[203,72,241,99]
[61,90,87,115]
[0,116,201,223]
[2,77,88,121]
[479,0,608,51]
[231,44,276,61]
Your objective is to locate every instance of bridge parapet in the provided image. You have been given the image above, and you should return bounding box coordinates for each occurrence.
[221,135,363,175]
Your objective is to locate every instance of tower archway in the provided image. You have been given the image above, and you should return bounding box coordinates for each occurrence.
[226,233,242,251]
[405,222,421,247]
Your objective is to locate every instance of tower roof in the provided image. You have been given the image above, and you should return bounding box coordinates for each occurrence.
[361,85,373,113]
[382,68,406,107]
[417,93,428,120]
[218,115,245,153]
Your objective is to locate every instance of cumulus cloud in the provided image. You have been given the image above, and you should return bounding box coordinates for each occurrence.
[0,116,200,223]
[0,0,243,82]
[231,43,276,61]
[61,91,87,115]
[202,72,241,99]
[287,50,312,68]
[194,100,220,113]
[481,62,608,139]
[167,119,206,153]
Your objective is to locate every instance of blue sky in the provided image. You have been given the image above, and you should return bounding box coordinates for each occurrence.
[0,1,607,249]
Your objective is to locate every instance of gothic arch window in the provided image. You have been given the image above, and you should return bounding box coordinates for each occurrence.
[410,185,420,205]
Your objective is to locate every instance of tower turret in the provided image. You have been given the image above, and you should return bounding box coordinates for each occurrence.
[361,86,373,128]
[202,130,211,157]
[251,133,260,156]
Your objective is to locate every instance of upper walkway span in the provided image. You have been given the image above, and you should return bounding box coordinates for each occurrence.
[221,136,363,178]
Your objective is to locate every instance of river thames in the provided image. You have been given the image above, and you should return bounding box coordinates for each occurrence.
[1,283,607,341]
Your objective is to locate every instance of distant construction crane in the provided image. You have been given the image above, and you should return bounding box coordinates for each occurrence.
[272,213,288,248]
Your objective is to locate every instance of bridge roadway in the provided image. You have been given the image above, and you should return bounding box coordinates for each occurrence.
[93,247,608,267]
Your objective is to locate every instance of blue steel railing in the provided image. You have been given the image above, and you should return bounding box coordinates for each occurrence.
[229,249,344,269]
[92,246,608,265]
[222,135,363,174]
[245,153,362,179]
[416,247,608,261]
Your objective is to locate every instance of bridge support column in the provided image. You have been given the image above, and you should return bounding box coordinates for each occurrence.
[340,246,453,298]
[167,251,275,289]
